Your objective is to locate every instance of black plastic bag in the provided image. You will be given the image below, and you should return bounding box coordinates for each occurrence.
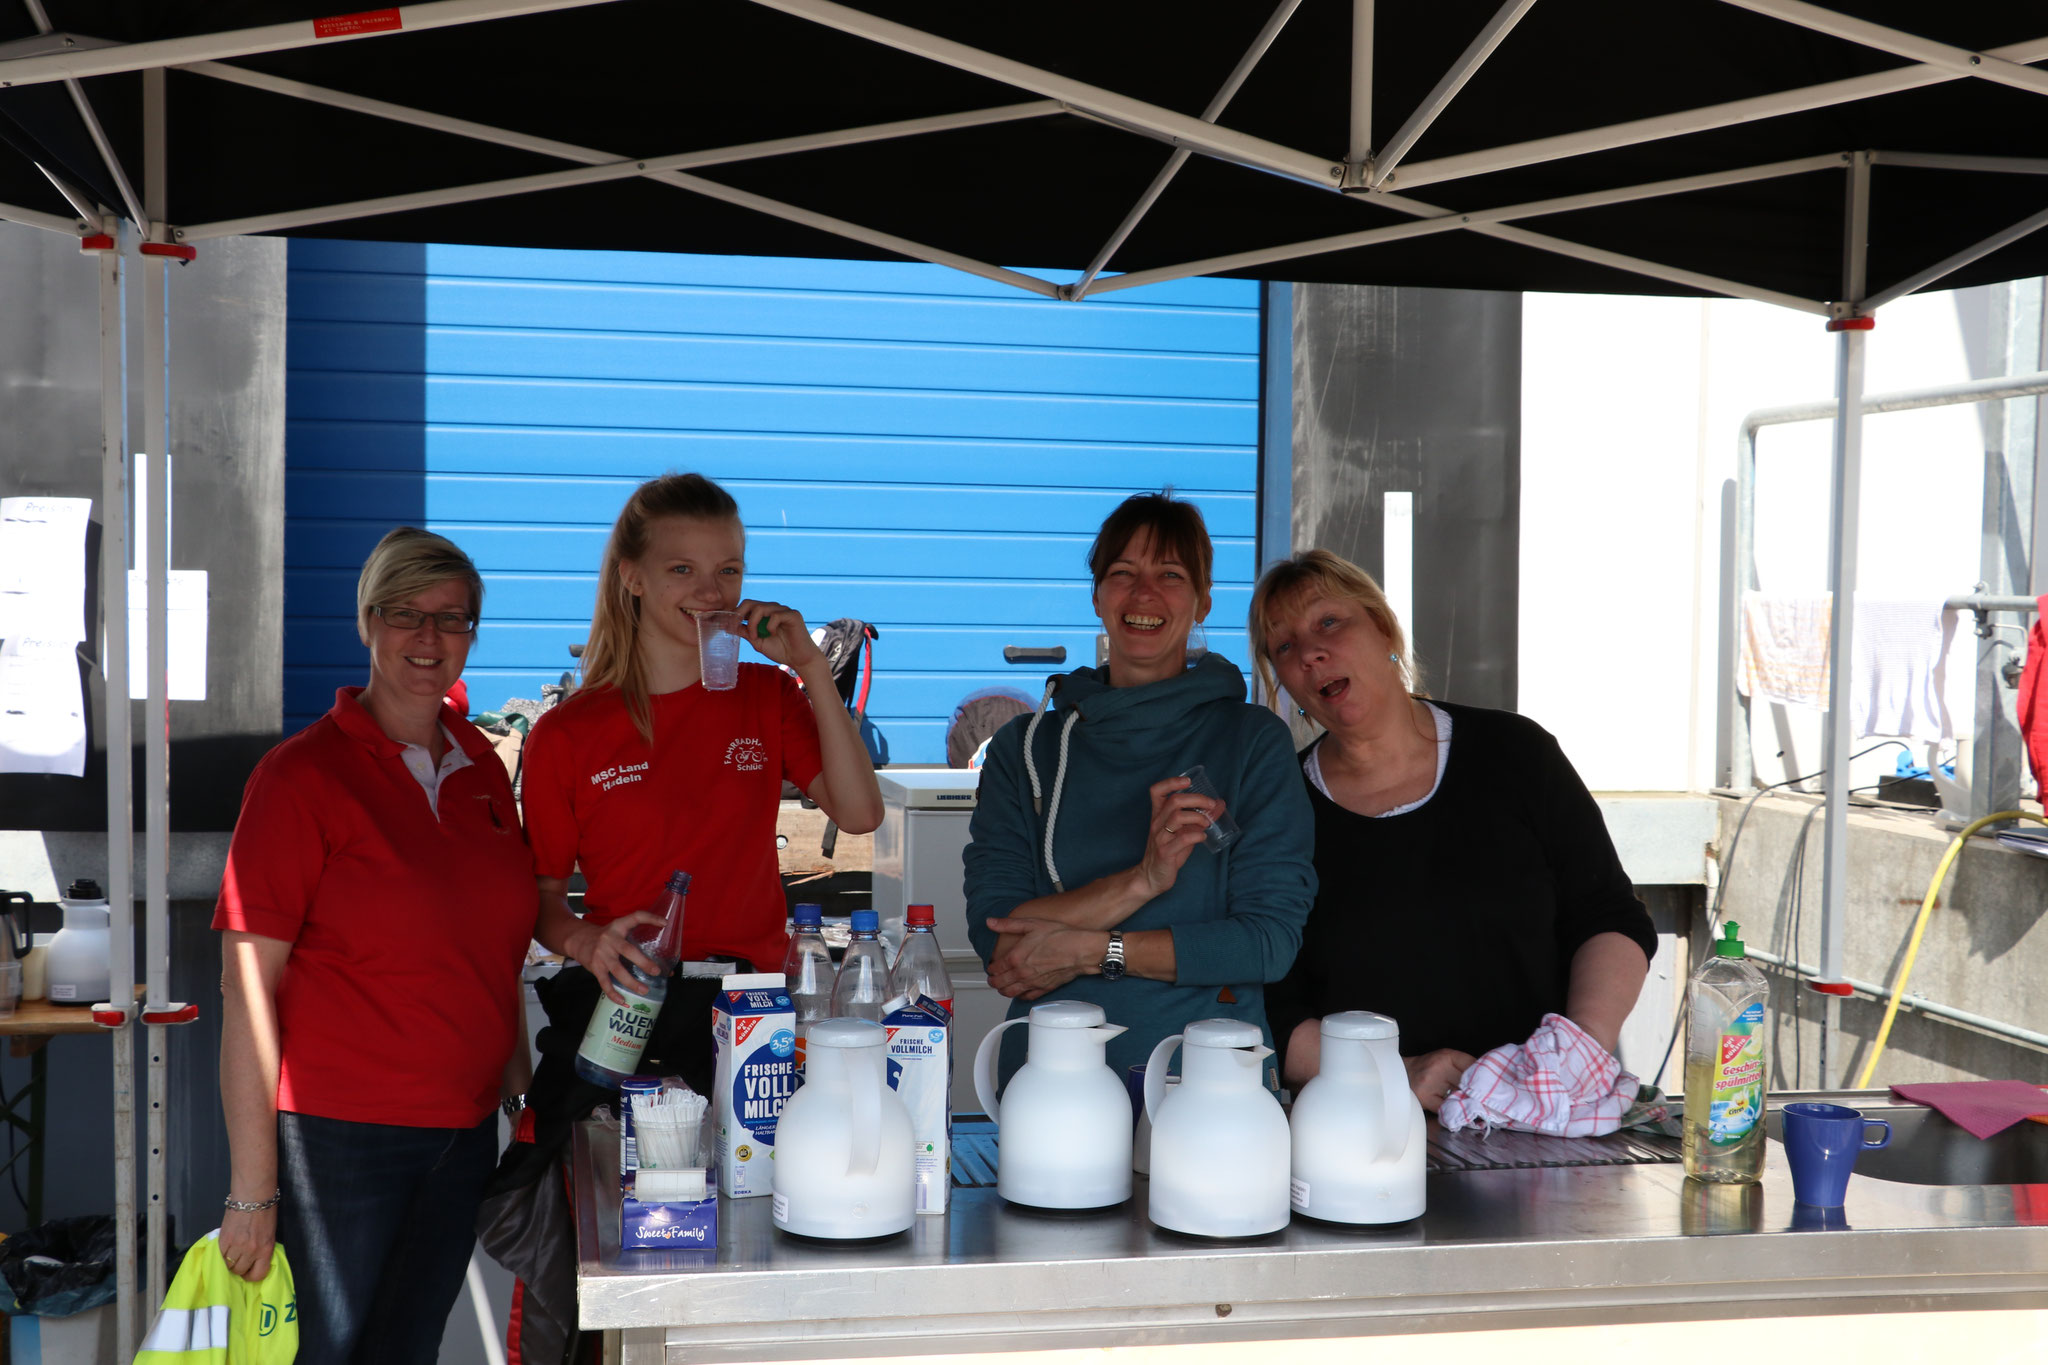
[0,1214,116,1317]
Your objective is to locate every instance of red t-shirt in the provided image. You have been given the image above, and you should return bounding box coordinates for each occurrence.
[212,689,537,1128]
[521,665,824,973]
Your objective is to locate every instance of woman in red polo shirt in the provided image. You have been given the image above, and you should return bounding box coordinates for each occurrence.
[214,529,538,1365]
[521,472,883,1078]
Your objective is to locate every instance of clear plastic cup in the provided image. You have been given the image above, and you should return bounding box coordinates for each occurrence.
[696,610,742,691]
[1178,765,1240,851]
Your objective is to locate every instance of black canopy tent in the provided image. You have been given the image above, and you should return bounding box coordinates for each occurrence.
[3,0,2046,1347]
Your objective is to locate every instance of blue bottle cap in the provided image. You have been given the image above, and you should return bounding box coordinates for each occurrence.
[793,902,823,926]
[666,869,692,894]
[851,909,879,933]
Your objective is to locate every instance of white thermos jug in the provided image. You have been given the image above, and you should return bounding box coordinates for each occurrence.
[973,1000,1131,1209]
[771,1018,915,1240]
[48,879,111,1007]
[1143,1018,1291,1237]
[1289,1011,1426,1224]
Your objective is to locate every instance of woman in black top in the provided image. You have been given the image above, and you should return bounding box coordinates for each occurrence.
[1249,550,1656,1112]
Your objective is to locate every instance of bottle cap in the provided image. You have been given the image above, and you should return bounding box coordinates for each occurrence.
[665,869,692,895]
[793,902,823,926]
[906,904,935,926]
[1715,920,1746,959]
[851,909,879,934]
[65,879,104,901]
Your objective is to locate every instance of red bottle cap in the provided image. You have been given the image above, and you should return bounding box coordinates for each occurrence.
[906,904,936,926]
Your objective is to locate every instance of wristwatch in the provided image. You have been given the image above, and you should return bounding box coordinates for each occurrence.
[1098,931,1126,982]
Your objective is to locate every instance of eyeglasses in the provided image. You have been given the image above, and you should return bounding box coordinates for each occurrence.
[373,605,477,635]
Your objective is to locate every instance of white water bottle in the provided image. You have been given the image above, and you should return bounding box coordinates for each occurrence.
[830,909,889,1022]
[782,902,833,1060]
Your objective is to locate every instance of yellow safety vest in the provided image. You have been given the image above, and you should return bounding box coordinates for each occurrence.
[135,1230,297,1364]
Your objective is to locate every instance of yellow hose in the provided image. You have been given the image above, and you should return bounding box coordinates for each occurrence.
[1852,808,2048,1089]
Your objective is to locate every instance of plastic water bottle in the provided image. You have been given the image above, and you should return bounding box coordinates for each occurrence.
[889,903,954,1017]
[782,902,834,1061]
[574,870,691,1088]
[829,908,890,1022]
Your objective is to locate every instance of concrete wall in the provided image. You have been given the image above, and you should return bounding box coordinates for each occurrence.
[1712,793,2048,1089]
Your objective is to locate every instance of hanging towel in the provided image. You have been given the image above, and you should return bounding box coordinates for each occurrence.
[1851,598,1956,740]
[1738,595,1831,708]
[136,1230,296,1364]
[1437,1013,1640,1138]
[1890,1080,2048,1141]
[2015,597,2048,794]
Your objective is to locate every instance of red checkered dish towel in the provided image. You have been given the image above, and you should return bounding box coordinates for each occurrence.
[1437,1013,1640,1137]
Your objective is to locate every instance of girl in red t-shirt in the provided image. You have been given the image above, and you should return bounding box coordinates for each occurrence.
[525,471,883,1034]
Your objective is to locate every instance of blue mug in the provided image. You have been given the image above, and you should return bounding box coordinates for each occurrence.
[1782,1102,1891,1208]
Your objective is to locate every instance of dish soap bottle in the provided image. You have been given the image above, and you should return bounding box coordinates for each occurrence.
[1682,920,1769,1183]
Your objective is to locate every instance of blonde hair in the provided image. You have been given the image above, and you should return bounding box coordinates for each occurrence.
[579,472,743,746]
[1246,549,1424,706]
[355,527,483,645]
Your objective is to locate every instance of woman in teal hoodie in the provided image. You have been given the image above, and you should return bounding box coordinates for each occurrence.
[965,493,1317,1084]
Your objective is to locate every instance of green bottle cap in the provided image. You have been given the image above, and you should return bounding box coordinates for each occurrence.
[1715,920,1746,959]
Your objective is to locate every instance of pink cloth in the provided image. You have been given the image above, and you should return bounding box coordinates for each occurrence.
[1438,1013,1640,1137]
[1891,1081,2048,1140]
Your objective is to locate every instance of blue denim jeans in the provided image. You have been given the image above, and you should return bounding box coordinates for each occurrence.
[275,1111,498,1365]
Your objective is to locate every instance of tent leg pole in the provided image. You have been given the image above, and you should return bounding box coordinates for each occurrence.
[98,214,138,1359]
[1817,151,1871,1086]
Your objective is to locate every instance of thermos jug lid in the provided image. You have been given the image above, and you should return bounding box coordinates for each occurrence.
[1027,1000,1108,1029]
[1182,1018,1263,1049]
[807,1017,887,1050]
[65,879,104,900]
[1322,1010,1400,1041]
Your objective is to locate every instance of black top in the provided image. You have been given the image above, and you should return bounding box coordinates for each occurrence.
[1266,702,1656,1073]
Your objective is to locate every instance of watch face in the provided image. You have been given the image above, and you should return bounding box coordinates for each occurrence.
[1100,959,1125,981]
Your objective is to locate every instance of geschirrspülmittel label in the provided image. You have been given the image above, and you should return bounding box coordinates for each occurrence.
[1706,1000,1765,1144]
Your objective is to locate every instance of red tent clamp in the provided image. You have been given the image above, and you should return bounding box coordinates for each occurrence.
[5,0,2048,1350]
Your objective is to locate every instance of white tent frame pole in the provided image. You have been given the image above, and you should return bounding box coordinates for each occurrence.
[139,64,172,1325]
[1817,149,1873,1087]
[1718,0,2048,101]
[19,0,148,232]
[1381,35,2048,192]
[174,109,1056,300]
[1872,151,2048,176]
[183,63,1057,178]
[34,162,97,222]
[742,0,1342,188]
[1862,202,2048,312]
[1070,0,1303,298]
[0,0,622,88]
[1345,0,1372,186]
[1368,0,1539,188]
[95,213,137,1363]
[0,197,84,234]
[1094,154,1841,313]
[177,106,1062,239]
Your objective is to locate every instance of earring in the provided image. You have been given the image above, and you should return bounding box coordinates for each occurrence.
[1297,706,1308,717]
[1389,652,1400,663]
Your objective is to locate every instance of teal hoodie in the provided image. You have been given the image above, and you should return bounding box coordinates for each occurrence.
[965,653,1317,1084]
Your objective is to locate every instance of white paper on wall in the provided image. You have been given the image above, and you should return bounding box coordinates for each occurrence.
[126,569,208,702]
[0,635,87,776]
[0,496,91,643]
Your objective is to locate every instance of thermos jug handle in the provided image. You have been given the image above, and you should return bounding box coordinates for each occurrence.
[0,892,29,958]
[972,1017,1028,1125]
[846,1044,883,1179]
[1143,1034,1182,1123]
[1374,1042,1412,1163]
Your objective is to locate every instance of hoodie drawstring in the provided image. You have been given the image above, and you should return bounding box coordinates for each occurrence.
[1018,677,1078,893]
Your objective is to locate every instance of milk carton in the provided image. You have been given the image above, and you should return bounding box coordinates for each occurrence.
[883,995,951,1215]
[712,972,796,1199]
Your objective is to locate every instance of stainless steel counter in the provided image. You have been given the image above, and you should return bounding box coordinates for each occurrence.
[575,1093,2048,1362]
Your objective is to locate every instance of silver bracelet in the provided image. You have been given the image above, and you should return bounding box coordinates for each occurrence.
[223,1188,282,1213]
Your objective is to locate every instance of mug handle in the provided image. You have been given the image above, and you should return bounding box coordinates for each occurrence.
[1862,1118,1892,1150]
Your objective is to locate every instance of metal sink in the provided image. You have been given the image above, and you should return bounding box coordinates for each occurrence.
[1763,1089,2048,1186]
